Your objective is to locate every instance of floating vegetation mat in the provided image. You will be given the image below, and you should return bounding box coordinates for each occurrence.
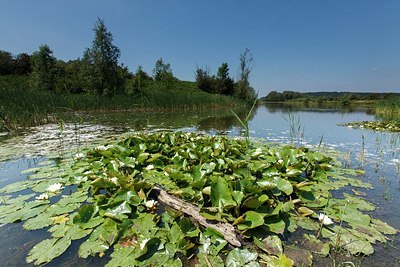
[0,132,397,266]
[339,121,400,132]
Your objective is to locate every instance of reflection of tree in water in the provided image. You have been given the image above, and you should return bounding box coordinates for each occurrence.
[196,108,257,134]
[263,102,372,114]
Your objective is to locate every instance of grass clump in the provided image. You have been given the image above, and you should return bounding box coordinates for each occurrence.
[375,97,400,121]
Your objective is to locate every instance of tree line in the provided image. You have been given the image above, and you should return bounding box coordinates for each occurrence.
[0,18,256,101]
[262,90,399,103]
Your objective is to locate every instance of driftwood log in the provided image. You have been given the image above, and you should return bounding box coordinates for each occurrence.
[153,186,243,247]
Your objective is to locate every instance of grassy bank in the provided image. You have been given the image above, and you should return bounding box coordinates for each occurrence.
[375,97,400,121]
[0,81,247,131]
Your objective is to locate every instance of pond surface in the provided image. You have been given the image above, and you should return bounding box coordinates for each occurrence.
[0,103,399,266]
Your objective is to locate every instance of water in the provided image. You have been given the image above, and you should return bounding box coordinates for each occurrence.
[0,103,399,266]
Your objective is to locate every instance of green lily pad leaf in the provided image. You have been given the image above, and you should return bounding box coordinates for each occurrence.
[78,218,118,258]
[285,167,303,177]
[0,180,39,194]
[106,246,141,267]
[0,193,35,205]
[49,223,92,240]
[371,219,398,235]
[256,177,277,190]
[254,235,282,256]
[275,177,293,195]
[23,213,53,230]
[73,204,98,226]
[178,217,200,238]
[232,190,244,205]
[237,211,265,231]
[323,227,374,255]
[103,201,132,220]
[303,234,330,256]
[268,253,294,267]
[210,176,236,210]
[26,237,71,265]
[284,246,313,267]
[0,201,49,223]
[199,228,228,256]
[338,208,370,227]
[297,207,314,217]
[225,248,259,267]
[242,194,268,209]
[137,237,162,262]
[265,216,286,234]
[196,254,224,267]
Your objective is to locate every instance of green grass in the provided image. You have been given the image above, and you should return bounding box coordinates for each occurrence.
[375,97,400,121]
[0,80,246,131]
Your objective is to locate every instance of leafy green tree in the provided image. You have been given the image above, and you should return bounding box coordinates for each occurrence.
[0,50,14,75]
[235,48,256,100]
[14,53,31,75]
[153,58,174,82]
[55,59,85,93]
[30,44,57,90]
[81,18,121,95]
[216,63,234,95]
[195,66,213,93]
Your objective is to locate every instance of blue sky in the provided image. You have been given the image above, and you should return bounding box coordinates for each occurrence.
[1,0,399,95]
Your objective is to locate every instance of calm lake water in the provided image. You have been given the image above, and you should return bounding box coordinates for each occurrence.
[0,103,399,266]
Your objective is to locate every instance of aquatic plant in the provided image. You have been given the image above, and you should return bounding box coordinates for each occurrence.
[0,132,397,266]
[230,98,257,143]
[339,121,400,133]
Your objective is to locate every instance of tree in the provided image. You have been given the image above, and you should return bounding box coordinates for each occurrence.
[153,58,174,82]
[30,44,57,90]
[216,63,234,95]
[195,66,213,93]
[235,48,256,100]
[81,18,121,95]
[0,50,14,75]
[14,53,32,75]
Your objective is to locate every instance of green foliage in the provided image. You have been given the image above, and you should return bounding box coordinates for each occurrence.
[81,18,122,95]
[0,50,32,75]
[0,132,396,265]
[153,58,174,82]
[30,44,57,91]
[235,48,256,101]
[375,96,400,120]
[195,63,235,96]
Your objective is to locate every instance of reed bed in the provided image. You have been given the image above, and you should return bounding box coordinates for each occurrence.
[0,85,245,131]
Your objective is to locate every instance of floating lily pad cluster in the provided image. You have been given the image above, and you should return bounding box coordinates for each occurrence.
[0,132,397,266]
[340,121,400,132]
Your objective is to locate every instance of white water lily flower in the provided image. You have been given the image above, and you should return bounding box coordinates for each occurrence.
[145,200,157,208]
[94,145,108,151]
[145,164,154,170]
[318,213,334,225]
[73,153,85,160]
[36,193,49,200]
[139,238,150,250]
[47,183,64,192]
[202,238,211,254]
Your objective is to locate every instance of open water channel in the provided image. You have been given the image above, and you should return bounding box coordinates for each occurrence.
[0,103,399,266]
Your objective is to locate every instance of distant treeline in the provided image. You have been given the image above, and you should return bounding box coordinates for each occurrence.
[0,18,256,102]
[261,90,400,103]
